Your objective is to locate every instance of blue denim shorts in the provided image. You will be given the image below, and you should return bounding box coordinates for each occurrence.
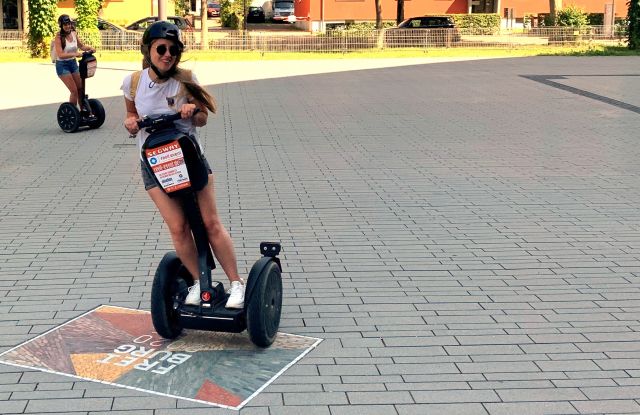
[140,158,212,190]
[55,59,78,76]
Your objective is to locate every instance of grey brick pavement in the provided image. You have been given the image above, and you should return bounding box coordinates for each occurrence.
[1,56,640,414]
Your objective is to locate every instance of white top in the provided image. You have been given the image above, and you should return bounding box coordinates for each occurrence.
[57,32,77,61]
[121,68,200,160]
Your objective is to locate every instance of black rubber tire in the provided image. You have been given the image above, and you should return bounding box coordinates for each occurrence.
[151,251,186,339]
[87,98,106,129]
[247,260,282,347]
[57,103,80,133]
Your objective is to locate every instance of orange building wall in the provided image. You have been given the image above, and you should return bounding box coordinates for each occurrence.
[55,0,170,26]
[304,0,626,22]
[308,0,468,22]
[504,0,626,18]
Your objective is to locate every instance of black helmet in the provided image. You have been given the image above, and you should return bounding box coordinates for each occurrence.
[58,14,72,29]
[141,21,184,52]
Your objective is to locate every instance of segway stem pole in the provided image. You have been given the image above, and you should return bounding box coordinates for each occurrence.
[181,195,213,295]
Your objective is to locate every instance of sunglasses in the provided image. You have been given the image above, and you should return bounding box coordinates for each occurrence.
[155,44,180,57]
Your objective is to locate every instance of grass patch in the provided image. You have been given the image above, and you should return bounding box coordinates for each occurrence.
[1,44,638,63]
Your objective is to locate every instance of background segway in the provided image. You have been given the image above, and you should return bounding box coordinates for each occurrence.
[151,251,189,339]
[57,103,80,133]
[246,258,283,347]
[87,98,105,129]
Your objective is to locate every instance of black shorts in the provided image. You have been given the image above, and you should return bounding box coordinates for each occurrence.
[140,157,213,190]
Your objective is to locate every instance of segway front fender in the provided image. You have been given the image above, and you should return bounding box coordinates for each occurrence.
[245,256,279,304]
[245,254,283,348]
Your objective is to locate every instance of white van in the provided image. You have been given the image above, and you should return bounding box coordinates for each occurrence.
[272,0,294,22]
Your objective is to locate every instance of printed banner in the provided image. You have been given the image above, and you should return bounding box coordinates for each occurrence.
[145,141,191,193]
[0,305,322,410]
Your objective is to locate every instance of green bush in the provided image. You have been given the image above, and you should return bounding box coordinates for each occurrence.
[27,0,58,58]
[556,5,588,27]
[630,0,640,49]
[588,13,604,25]
[451,14,500,34]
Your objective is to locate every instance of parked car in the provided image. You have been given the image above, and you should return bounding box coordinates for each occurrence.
[247,6,266,23]
[272,0,294,22]
[207,3,221,18]
[126,16,193,32]
[398,16,457,29]
[386,15,461,47]
[73,18,141,50]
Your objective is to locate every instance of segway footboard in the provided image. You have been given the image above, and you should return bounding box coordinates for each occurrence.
[179,306,246,333]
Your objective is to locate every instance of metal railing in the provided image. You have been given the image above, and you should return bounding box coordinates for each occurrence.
[0,30,24,49]
[0,25,629,53]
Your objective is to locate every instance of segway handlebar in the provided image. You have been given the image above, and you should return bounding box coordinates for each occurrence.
[137,109,201,131]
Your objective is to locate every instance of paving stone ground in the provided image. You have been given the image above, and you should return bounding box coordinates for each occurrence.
[1,55,640,414]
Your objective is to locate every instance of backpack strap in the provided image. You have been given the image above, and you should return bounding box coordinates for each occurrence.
[130,70,142,101]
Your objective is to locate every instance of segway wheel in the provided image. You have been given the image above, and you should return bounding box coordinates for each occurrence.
[87,98,106,129]
[151,251,187,339]
[57,103,80,133]
[247,260,282,347]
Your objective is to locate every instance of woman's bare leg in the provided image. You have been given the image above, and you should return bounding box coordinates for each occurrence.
[59,73,79,106]
[147,187,198,281]
[197,174,242,283]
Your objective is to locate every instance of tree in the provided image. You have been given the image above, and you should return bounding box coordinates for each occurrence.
[396,0,404,25]
[374,0,382,29]
[548,0,562,25]
[556,4,588,27]
[27,0,57,58]
[75,0,101,49]
[630,0,640,49]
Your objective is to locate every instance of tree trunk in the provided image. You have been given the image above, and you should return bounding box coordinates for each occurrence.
[375,0,382,29]
[200,0,207,50]
[549,0,562,25]
[396,0,404,25]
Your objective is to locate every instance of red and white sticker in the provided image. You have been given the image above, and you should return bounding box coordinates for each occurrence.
[145,141,191,193]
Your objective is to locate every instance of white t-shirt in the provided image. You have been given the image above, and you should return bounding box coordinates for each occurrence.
[121,68,200,159]
[56,32,77,62]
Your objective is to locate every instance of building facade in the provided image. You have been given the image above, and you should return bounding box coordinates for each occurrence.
[292,0,627,31]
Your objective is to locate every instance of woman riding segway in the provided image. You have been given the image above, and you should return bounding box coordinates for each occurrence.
[121,21,246,310]
[53,14,95,113]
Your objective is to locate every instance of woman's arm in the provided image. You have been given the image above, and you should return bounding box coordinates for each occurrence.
[76,34,95,53]
[184,99,208,127]
[123,98,140,135]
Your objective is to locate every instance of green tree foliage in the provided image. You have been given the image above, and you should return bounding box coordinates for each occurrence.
[555,4,588,27]
[174,0,191,16]
[630,0,640,49]
[74,0,102,48]
[220,0,243,29]
[27,0,58,57]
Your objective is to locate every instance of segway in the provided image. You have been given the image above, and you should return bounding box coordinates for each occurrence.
[142,111,283,348]
[57,52,106,133]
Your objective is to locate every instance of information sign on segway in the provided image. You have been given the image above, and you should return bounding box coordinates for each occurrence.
[57,52,106,133]
[140,111,283,348]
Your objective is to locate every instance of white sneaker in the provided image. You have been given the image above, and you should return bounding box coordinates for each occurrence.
[184,281,201,305]
[225,280,245,309]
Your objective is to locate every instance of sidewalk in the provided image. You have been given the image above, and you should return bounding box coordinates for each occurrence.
[0,56,490,110]
[1,55,640,414]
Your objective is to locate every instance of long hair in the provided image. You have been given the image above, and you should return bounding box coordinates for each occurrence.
[174,68,217,114]
[58,29,67,50]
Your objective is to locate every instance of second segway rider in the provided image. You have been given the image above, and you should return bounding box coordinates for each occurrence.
[121,21,246,308]
[53,14,96,114]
